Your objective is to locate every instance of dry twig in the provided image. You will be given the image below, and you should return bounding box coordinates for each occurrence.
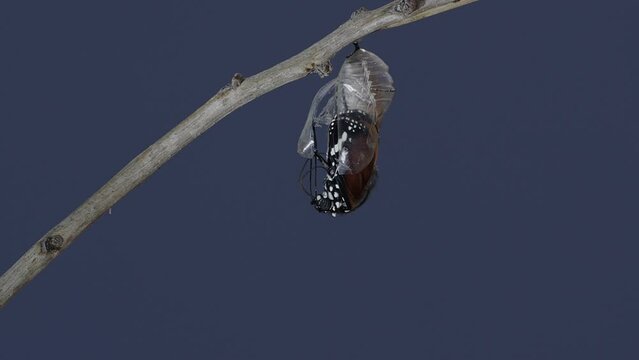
[0,0,476,308]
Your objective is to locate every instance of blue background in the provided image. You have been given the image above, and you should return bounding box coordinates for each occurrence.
[1,0,638,358]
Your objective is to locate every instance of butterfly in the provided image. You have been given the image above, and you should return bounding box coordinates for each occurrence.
[298,44,395,216]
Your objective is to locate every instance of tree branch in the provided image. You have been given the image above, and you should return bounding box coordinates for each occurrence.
[0,0,476,308]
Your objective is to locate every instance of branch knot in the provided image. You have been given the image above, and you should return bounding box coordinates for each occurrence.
[231,73,245,89]
[217,73,246,96]
[394,0,424,15]
[312,61,332,78]
[43,235,64,253]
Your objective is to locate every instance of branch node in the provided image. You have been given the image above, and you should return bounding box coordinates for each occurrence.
[311,61,332,78]
[43,235,64,253]
[217,73,246,96]
[350,7,369,19]
[394,0,424,15]
[231,73,245,89]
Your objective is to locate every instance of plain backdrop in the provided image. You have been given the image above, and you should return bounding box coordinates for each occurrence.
[1,0,638,359]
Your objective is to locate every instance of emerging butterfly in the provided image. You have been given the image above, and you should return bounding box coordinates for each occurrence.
[297,44,395,216]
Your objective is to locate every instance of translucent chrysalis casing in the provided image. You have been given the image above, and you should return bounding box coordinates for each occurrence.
[298,46,395,215]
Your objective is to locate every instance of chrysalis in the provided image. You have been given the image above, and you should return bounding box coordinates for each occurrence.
[298,44,395,216]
